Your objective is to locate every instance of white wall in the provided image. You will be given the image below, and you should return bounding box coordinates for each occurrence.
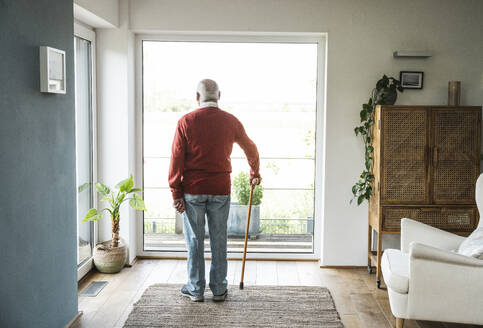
[128,0,483,265]
[74,0,119,27]
[97,0,483,265]
[96,0,137,264]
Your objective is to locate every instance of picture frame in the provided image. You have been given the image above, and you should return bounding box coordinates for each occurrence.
[399,71,424,89]
[40,46,66,94]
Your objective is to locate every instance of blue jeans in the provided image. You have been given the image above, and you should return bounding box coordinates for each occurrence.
[183,194,230,296]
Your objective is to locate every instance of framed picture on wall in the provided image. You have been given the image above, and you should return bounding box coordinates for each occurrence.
[400,71,424,89]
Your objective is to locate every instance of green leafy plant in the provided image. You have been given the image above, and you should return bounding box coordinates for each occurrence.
[232,172,263,205]
[82,174,146,247]
[352,75,403,205]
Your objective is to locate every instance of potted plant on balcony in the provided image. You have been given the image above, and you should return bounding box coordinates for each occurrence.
[82,174,146,273]
[228,172,263,237]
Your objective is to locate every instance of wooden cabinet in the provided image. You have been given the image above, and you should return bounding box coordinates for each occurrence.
[368,106,481,288]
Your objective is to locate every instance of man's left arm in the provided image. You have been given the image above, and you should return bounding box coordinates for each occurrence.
[234,119,261,185]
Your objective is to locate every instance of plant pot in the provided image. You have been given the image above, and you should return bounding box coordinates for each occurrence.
[376,89,398,105]
[201,203,260,237]
[93,241,127,273]
[203,203,261,237]
[227,204,260,237]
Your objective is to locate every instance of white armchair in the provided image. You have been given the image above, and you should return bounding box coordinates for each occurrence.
[382,218,483,327]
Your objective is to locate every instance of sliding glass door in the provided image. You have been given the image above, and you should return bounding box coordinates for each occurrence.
[74,23,97,277]
[75,36,94,265]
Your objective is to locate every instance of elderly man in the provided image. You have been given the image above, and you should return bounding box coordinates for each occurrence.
[168,79,261,302]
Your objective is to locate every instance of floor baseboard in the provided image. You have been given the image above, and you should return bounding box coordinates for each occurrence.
[137,255,318,262]
[65,311,83,328]
[125,256,138,267]
[320,265,365,269]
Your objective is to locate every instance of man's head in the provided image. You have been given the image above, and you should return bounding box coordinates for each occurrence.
[197,79,220,104]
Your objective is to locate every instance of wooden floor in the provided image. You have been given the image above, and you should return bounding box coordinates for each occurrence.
[74,259,480,328]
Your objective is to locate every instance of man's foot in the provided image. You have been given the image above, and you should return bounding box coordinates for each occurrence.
[181,285,204,302]
[213,290,228,302]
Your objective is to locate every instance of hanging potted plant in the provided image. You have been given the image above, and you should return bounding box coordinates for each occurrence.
[228,172,263,237]
[351,75,403,205]
[83,174,146,273]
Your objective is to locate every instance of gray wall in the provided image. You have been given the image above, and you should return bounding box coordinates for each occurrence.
[0,0,78,327]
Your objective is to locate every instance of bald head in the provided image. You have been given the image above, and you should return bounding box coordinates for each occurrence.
[197,79,220,103]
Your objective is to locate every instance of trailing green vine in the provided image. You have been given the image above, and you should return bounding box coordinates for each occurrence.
[351,75,404,205]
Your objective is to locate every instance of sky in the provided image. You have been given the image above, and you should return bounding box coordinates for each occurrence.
[143,41,318,111]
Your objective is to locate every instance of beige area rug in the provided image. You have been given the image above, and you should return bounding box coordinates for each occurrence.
[123,284,343,327]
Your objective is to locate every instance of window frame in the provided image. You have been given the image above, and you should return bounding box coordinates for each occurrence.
[135,32,327,260]
[74,21,98,280]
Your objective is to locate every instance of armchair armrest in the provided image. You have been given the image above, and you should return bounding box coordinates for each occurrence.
[401,218,464,253]
[407,242,483,324]
[409,242,483,267]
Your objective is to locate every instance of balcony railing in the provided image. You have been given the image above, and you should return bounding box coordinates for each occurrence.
[144,217,313,235]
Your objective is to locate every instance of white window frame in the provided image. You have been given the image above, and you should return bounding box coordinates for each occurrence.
[74,21,98,280]
[135,32,327,261]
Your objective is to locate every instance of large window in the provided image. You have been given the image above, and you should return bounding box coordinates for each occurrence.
[141,39,320,254]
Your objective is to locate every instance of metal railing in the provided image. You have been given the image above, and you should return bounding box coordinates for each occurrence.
[144,217,313,235]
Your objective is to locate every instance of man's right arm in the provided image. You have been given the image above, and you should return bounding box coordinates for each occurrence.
[168,120,187,202]
[234,119,261,183]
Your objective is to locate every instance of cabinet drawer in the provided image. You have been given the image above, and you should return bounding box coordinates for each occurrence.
[382,206,477,232]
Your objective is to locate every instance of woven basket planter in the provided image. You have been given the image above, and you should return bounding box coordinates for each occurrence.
[93,241,127,273]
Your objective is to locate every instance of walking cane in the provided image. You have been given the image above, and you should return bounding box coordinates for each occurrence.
[239,183,255,290]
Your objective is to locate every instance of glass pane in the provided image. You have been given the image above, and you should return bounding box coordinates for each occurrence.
[144,112,184,157]
[231,112,316,159]
[75,37,93,265]
[144,188,176,220]
[144,157,170,188]
[260,189,314,221]
[231,158,315,190]
[143,41,317,253]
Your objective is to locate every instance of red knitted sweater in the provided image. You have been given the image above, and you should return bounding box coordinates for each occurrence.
[168,106,260,200]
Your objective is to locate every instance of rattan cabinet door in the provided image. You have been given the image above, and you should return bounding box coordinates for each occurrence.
[431,109,480,204]
[381,108,429,204]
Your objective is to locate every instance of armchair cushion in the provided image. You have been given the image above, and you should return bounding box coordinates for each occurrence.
[381,249,409,293]
[456,226,483,260]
